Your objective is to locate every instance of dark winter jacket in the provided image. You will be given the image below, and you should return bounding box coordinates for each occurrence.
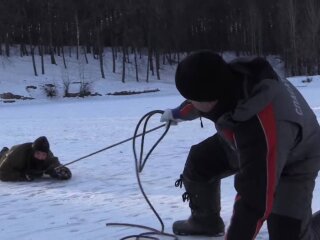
[0,142,63,181]
[172,58,320,239]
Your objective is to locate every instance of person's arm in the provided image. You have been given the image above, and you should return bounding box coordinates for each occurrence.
[45,151,72,180]
[161,100,200,124]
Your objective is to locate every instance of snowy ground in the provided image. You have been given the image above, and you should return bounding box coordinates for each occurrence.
[0,52,320,240]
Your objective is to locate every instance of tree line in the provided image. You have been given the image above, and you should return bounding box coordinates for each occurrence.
[0,0,319,79]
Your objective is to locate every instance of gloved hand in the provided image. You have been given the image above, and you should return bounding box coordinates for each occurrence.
[160,109,179,125]
[52,166,72,180]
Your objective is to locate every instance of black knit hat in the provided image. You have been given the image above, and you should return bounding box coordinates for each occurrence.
[32,136,50,153]
[175,50,235,102]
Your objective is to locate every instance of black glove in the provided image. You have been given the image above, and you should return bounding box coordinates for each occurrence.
[52,166,72,180]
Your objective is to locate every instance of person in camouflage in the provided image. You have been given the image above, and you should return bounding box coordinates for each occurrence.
[161,50,320,239]
[0,136,71,181]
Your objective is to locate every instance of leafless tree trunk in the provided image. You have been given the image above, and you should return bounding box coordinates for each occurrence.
[62,46,67,69]
[5,33,10,57]
[82,46,88,64]
[304,0,320,74]
[38,22,45,75]
[121,46,126,83]
[134,48,139,82]
[247,2,262,56]
[75,12,80,60]
[149,48,154,76]
[111,46,116,73]
[30,45,37,77]
[40,45,45,74]
[97,26,105,79]
[47,1,56,65]
[28,27,37,76]
[146,49,150,83]
[155,50,160,80]
[287,0,298,75]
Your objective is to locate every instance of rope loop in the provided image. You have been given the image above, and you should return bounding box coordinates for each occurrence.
[107,110,178,240]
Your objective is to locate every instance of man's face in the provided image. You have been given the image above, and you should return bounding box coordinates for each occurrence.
[190,100,218,113]
[33,151,48,160]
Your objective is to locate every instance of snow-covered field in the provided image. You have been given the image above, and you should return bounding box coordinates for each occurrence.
[0,52,319,240]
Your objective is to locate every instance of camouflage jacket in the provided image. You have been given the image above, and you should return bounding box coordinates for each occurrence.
[0,142,61,181]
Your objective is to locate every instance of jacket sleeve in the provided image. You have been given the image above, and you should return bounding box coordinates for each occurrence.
[224,105,279,240]
[44,151,72,180]
[44,151,62,176]
[171,100,200,121]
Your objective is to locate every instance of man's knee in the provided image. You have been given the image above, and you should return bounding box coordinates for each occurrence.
[182,144,210,181]
[183,142,236,182]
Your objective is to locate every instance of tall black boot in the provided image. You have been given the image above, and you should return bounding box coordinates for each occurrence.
[312,211,320,239]
[172,175,225,236]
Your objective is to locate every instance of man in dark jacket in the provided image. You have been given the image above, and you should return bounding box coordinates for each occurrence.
[0,136,72,181]
[160,50,320,239]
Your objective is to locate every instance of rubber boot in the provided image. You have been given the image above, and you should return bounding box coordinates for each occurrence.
[312,211,320,239]
[172,175,225,236]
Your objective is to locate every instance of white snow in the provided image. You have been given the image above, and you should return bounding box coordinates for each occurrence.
[0,51,319,240]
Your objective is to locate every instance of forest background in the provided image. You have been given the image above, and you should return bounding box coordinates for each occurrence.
[0,0,319,83]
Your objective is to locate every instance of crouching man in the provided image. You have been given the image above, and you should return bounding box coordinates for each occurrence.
[0,136,72,181]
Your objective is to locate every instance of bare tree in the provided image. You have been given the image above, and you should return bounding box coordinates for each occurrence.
[28,26,38,77]
[304,0,320,74]
[246,1,262,56]
[286,0,299,75]
[96,24,105,79]
[0,0,319,78]
[75,11,80,60]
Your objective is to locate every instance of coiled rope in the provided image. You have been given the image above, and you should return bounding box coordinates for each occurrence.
[106,110,178,240]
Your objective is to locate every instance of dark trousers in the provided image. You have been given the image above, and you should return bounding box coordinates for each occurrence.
[182,134,237,182]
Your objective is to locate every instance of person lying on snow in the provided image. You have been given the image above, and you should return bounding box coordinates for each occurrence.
[0,136,71,181]
[160,50,320,240]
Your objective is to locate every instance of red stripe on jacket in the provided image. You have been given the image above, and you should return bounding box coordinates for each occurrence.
[224,104,277,240]
[180,103,195,118]
[252,104,277,239]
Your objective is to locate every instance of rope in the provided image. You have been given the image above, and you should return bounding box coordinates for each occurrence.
[55,124,166,169]
[106,110,178,240]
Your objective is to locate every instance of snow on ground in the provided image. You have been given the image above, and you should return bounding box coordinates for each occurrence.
[0,51,320,240]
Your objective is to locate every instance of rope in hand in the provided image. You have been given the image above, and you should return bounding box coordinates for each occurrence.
[106,110,178,240]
